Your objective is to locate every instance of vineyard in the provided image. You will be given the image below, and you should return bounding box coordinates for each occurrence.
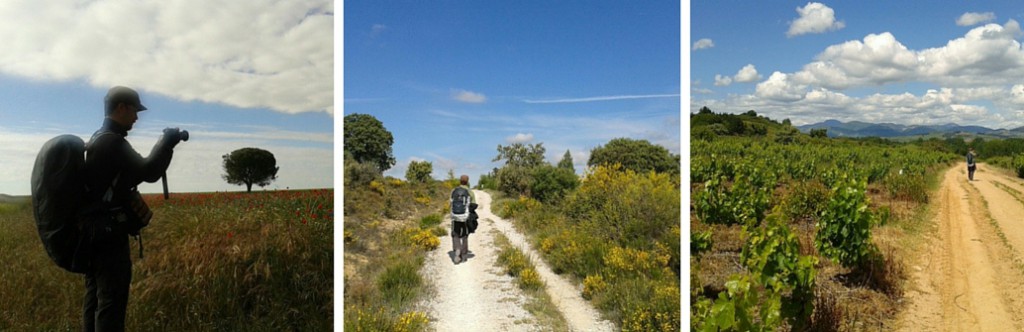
[690,135,959,331]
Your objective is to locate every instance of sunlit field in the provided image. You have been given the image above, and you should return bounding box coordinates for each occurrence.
[0,189,332,331]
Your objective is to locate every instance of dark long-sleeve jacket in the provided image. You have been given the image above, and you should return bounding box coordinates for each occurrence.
[83,119,173,205]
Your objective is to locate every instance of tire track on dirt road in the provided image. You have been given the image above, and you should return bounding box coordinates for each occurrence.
[419,190,615,331]
[896,164,1024,331]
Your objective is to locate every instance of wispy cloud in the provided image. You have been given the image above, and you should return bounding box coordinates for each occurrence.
[692,38,715,50]
[957,12,996,26]
[523,94,680,104]
[452,89,487,103]
[505,133,534,143]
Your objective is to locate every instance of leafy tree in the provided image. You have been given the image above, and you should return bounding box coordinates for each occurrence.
[698,106,713,115]
[222,147,279,193]
[809,128,828,138]
[494,143,546,168]
[557,150,574,171]
[588,138,679,175]
[405,160,433,183]
[530,165,578,203]
[493,143,547,196]
[344,113,395,173]
[782,118,792,127]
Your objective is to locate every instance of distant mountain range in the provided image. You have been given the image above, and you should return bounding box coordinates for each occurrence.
[797,120,1024,138]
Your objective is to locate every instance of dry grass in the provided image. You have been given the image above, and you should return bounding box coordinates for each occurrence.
[1,190,333,331]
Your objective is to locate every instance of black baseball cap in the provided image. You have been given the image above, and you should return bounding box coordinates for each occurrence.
[105,86,148,112]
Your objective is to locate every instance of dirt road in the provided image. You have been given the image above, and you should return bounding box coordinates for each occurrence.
[896,163,1024,331]
[419,190,615,332]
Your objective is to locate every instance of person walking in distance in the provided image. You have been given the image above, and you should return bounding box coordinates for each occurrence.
[967,147,977,181]
[450,175,476,264]
[81,86,185,331]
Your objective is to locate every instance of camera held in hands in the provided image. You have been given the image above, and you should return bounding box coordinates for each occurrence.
[162,127,190,143]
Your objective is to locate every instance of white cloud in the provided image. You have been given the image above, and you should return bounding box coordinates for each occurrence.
[957,12,996,26]
[693,38,715,50]
[0,0,333,115]
[787,2,845,37]
[734,64,762,83]
[792,32,919,89]
[714,74,733,86]
[452,89,487,103]
[755,72,807,102]
[506,133,534,144]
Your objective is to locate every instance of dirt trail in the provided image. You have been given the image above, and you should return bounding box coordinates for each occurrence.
[896,163,1024,331]
[420,190,615,332]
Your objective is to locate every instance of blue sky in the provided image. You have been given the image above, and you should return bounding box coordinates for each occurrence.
[0,1,333,195]
[692,1,1024,129]
[344,1,681,184]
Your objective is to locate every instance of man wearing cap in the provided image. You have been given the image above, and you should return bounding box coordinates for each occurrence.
[81,86,185,331]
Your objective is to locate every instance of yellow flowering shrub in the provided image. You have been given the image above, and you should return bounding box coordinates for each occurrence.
[408,229,439,251]
[582,274,607,300]
[394,311,429,332]
[517,268,543,290]
[369,180,385,194]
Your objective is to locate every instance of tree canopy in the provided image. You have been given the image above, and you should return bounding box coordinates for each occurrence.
[344,113,396,173]
[405,160,433,183]
[222,147,279,192]
[588,138,679,175]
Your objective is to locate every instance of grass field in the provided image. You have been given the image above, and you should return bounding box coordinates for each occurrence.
[0,189,333,331]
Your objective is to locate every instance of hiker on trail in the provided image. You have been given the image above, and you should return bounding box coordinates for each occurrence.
[450,174,476,264]
[967,147,977,181]
[81,86,185,331]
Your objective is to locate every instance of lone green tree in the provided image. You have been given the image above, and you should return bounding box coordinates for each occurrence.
[223,147,279,192]
[405,160,434,183]
[588,138,679,175]
[344,113,396,173]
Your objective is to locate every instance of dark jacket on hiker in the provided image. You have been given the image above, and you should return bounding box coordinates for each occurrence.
[80,118,177,332]
[84,118,174,206]
[450,185,476,237]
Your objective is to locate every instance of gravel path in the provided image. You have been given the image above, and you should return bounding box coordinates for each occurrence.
[419,190,616,332]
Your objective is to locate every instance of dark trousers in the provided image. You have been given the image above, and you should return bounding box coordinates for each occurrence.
[83,237,132,332]
[452,220,470,256]
[968,165,977,181]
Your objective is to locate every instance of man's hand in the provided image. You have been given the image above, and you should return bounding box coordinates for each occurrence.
[161,127,184,148]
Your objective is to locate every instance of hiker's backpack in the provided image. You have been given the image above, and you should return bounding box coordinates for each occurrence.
[31,135,90,273]
[451,187,470,222]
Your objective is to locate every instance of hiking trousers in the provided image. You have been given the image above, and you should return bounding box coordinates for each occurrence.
[452,220,470,260]
[83,236,132,332]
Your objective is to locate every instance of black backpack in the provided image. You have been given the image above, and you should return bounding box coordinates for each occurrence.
[451,187,470,221]
[31,135,91,273]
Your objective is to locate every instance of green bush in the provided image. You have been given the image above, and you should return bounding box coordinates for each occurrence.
[377,257,423,308]
[405,160,433,183]
[816,172,877,268]
[530,165,578,203]
[564,165,680,248]
[345,158,381,188]
[741,210,816,326]
[418,214,442,229]
[1014,154,1024,178]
